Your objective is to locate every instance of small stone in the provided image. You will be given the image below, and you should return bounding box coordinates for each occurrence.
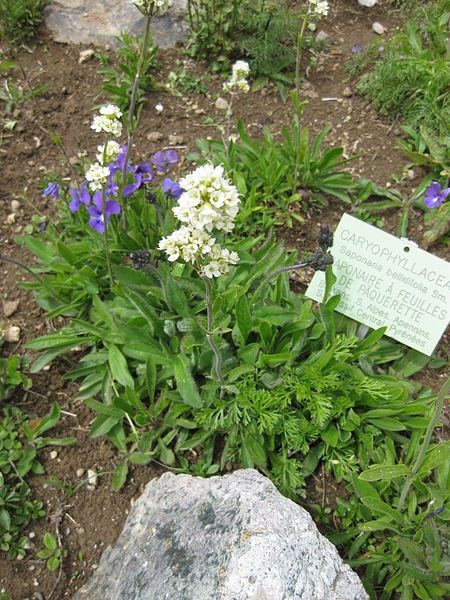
[316,30,331,43]
[215,97,228,111]
[6,213,15,225]
[4,325,21,343]
[29,532,36,539]
[11,200,20,212]
[146,131,164,142]
[87,469,98,487]
[168,134,184,145]
[342,87,353,98]
[76,468,85,478]
[372,22,385,35]
[3,299,20,317]
[155,103,164,114]
[79,49,95,64]
[358,0,378,6]
[50,450,58,460]
[406,169,415,180]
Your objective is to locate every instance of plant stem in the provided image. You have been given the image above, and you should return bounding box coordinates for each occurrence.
[224,94,234,161]
[123,12,153,178]
[0,254,45,284]
[102,141,114,285]
[202,276,225,399]
[293,13,309,194]
[397,376,450,512]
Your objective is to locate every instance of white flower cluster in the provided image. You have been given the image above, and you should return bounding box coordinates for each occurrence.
[85,163,110,192]
[96,140,120,165]
[174,164,240,233]
[134,0,171,16]
[158,227,239,278]
[91,104,123,138]
[309,0,329,17]
[223,60,250,94]
[159,164,240,278]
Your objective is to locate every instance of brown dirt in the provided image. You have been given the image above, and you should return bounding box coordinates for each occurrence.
[0,1,448,598]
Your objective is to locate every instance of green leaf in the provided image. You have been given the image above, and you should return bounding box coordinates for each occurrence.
[47,556,60,571]
[43,532,57,551]
[320,424,339,447]
[359,464,410,482]
[236,296,253,344]
[146,357,157,402]
[323,264,337,303]
[173,354,202,408]
[108,345,135,389]
[112,461,129,491]
[418,441,450,475]
[24,403,61,440]
[360,497,405,523]
[0,509,11,531]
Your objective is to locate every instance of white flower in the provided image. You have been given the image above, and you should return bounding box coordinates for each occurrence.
[158,227,216,264]
[309,0,329,17]
[223,60,250,94]
[175,164,240,233]
[202,261,222,279]
[91,105,123,138]
[85,163,110,192]
[96,140,120,165]
[99,104,122,120]
[134,0,172,16]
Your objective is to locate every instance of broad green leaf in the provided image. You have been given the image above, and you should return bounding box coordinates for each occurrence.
[108,345,135,389]
[173,354,202,408]
[112,461,129,491]
[236,296,253,344]
[359,464,410,482]
[43,532,57,551]
[360,497,405,523]
[418,441,450,475]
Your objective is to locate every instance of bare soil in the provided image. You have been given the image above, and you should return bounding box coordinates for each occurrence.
[0,1,448,598]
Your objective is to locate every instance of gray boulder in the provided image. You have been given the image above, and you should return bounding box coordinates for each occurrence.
[74,469,368,600]
[44,0,187,48]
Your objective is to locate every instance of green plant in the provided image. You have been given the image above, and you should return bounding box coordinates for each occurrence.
[98,32,159,113]
[0,0,47,42]
[0,403,74,559]
[37,531,61,571]
[0,78,46,113]
[355,0,450,135]
[0,354,32,401]
[192,117,353,234]
[166,63,208,96]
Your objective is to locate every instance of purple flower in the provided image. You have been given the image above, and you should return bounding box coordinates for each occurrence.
[151,149,179,173]
[424,181,450,209]
[351,44,362,54]
[69,182,90,213]
[122,163,154,197]
[87,192,121,234]
[43,182,60,199]
[162,177,183,200]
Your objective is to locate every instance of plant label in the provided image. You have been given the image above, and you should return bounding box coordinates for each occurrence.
[306,214,450,355]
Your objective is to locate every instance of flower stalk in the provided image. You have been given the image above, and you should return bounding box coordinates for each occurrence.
[203,276,225,399]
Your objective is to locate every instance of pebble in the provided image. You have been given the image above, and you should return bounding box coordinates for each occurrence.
[146,131,164,142]
[79,48,95,63]
[11,199,20,212]
[316,30,331,43]
[76,468,85,478]
[3,299,20,317]
[215,97,228,111]
[407,169,415,180]
[358,0,378,6]
[4,325,21,343]
[168,134,184,145]
[342,87,353,98]
[372,22,386,35]
[50,450,58,460]
[155,103,164,113]
[87,469,98,487]
[6,213,15,225]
